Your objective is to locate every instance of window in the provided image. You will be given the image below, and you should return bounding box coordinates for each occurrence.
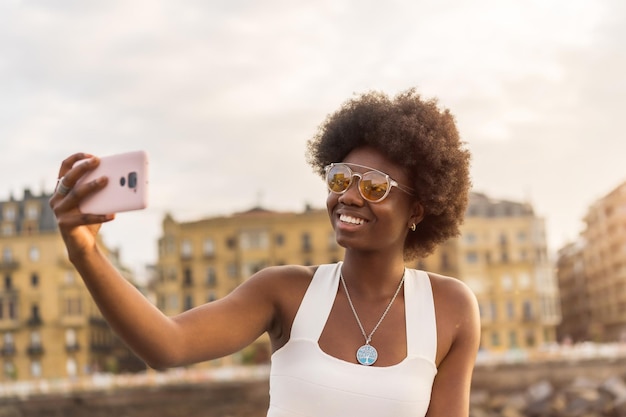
[66,358,78,377]
[501,274,513,291]
[301,233,312,252]
[183,268,193,286]
[491,332,500,347]
[65,298,82,316]
[523,300,533,320]
[29,246,40,262]
[3,206,16,221]
[2,248,12,262]
[466,251,478,263]
[506,301,515,319]
[31,273,39,287]
[26,205,39,220]
[227,263,238,279]
[203,238,215,256]
[184,295,193,311]
[275,234,285,246]
[30,360,42,378]
[30,331,41,346]
[240,230,269,250]
[1,224,13,236]
[519,273,531,289]
[206,267,217,287]
[65,329,77,346]
[181,239,192,258]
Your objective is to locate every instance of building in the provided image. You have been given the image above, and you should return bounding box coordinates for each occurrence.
[578,181,626,342]
[0,189,144,382]
[555,240,590,342]
[153,192,559,363]
[456,193,560,351]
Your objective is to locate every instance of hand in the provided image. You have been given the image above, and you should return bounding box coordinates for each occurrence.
[49,153,115,258]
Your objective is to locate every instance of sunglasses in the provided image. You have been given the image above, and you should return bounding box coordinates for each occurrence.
[324,163,414,203]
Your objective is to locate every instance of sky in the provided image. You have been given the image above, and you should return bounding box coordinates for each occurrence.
[1,0,625,276]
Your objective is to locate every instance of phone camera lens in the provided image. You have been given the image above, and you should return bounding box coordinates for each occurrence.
[128,172,138,188]
[119,177,126,186]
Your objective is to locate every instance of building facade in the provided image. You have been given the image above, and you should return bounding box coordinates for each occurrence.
[153,192,560,363]
[0,189,143,382]
[454,193,560,351]
[555,240,590,342]
[578,181,626,342]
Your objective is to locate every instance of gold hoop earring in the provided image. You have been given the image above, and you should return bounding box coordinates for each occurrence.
[410,223,416,232]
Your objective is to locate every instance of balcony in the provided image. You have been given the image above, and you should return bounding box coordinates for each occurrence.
[27,344,44,356]
[90,343,113,353]
[0,260,19,271]
[26,315,43,327]
[1,344,16,357]
[66,343,80,353]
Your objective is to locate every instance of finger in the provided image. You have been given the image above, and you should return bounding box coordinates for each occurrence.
[57,153,94,179]
[57,212,116,229]
[52,175,109,213]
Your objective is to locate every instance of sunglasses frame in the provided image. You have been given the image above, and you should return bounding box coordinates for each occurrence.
[324,162,414,203]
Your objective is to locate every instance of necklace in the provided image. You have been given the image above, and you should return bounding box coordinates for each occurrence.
[339,270,405,366]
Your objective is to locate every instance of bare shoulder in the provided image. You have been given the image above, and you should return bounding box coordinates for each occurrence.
[240,264,321,350]
[243,264,317,295]
[425,271,480,365]
[427,271,478,313]
[235,264,318,315]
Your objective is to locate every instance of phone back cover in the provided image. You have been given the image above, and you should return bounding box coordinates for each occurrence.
[77,151,149,214]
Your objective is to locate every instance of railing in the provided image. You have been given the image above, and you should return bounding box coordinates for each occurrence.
[0,365,270,399]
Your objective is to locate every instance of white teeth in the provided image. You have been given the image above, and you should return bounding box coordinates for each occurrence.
[340,214,365,225]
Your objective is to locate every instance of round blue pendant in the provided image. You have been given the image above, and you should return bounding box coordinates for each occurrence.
[356,344,378,366]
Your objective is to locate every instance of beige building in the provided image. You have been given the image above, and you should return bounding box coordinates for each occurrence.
[154,192,560,362]
[454,193,560,351]
[578,181,626,342]
[0,189,143,382]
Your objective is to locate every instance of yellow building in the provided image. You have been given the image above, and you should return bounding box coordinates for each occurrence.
[0,189,143,382]
[154,192,560,362]
[454,193,560,351]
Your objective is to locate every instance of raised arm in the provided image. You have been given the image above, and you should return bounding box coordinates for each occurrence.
[50,153,277,369]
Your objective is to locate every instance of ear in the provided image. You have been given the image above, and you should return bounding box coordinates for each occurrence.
[408,201,425,229]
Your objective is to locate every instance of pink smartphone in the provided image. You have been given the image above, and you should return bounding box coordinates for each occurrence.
[74,150,149,214]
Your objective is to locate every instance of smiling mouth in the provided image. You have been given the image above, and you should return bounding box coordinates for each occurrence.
[339,214,367,225]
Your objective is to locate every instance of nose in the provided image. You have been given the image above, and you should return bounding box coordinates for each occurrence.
[337,175,364,205]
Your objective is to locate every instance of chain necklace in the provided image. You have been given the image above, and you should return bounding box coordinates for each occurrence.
[339,270,405,366]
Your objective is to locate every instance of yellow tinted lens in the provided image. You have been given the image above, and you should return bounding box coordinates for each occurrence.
[360,172,389,201]
[327,165,352,192]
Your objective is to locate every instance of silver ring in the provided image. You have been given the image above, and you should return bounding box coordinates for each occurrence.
[56,177,71,196]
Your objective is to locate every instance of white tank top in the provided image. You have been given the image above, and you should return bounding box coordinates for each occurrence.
[268,262,437,417]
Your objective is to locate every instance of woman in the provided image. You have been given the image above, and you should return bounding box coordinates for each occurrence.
[50,89,480,416]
